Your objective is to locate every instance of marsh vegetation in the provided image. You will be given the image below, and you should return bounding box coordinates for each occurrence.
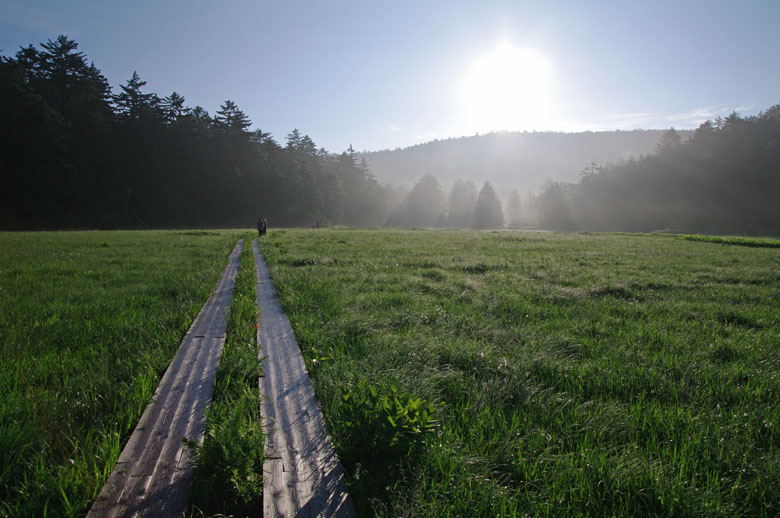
[2,228,778,516]
[261,228,780,516]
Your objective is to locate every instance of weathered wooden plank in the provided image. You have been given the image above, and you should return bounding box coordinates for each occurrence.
[254,239,355,517]
[115,333,198,466]
[88,240,243,518]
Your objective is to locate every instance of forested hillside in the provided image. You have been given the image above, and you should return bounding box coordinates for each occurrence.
[358,129,683,193]
[0,36,386,230]
[536,111,780,235]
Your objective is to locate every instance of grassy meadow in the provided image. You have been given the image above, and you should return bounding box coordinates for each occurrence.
[2,228,778,517]
[0,230,243,517]
[259,229,780,517]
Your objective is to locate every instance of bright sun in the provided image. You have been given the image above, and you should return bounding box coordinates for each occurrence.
[456,42,556,134]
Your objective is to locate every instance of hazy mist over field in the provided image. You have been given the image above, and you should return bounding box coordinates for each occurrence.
[358,129,687,193]
[1,1,779,234]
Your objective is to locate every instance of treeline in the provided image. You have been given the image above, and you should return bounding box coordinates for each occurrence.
[4,37,777,235]
[359,129,679,195]
[386,175,505,229]
[0,36,386,230]
[536,108,780,236]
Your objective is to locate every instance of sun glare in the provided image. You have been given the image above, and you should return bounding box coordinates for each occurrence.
[456,42,556,134]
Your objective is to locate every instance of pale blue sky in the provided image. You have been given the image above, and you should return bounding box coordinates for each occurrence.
[2,0,778,152]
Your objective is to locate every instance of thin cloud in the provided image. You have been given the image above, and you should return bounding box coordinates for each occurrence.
[665,104,759,127]
[666,104,729,124]
[667,105,725,120]
[561,104,761,133]
[413,131,438,141]
[385,124,402,133]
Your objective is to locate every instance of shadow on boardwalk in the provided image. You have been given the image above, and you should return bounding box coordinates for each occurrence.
[88,241,243,518]
[254,238,356,517]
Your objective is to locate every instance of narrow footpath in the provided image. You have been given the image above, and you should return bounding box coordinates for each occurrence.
[88,240,243,518]
[254,239,355,517]
[88,238,354,517]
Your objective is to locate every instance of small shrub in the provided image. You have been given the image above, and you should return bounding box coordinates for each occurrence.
[337,381,437,467]
[333,381,438,511]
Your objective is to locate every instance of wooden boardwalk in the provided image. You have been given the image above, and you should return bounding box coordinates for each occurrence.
[254,239,355,517]
[88,240,243,518]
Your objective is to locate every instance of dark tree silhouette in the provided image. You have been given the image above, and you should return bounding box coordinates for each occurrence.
[215,99,251,133]
[114,71,159,120]
[0,36,395,231]
[160,91,190,123]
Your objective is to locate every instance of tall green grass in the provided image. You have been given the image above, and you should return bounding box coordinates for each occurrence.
[0,230,242,517]
[261,229,780,517]
[190,234,263,517]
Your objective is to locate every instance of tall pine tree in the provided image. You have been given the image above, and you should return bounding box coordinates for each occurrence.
[471,181,504,229]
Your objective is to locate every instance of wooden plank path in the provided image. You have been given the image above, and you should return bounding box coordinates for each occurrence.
[88,240,243,518]
[254,239,356,517]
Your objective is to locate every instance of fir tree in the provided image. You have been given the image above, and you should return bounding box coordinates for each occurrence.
[113,71,158,120]
[472,181,504,229]
[214,99,251,133]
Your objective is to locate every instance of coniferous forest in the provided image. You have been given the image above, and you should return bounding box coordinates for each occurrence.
[0,36,386,230]
[536,113,780,235]
[1,36,779,235]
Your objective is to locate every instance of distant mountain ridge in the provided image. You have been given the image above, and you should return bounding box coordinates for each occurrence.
[360,130,690,194]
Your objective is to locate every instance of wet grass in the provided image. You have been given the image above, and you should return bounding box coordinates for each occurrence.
[260,229,780,517]
[0,230,242,517]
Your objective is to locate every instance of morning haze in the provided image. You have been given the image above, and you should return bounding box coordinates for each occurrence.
[2,2,780,515]
[2,1,779,234]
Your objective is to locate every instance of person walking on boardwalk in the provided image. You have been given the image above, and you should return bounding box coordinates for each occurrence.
[257,217,263,237]
[261,217,268,236]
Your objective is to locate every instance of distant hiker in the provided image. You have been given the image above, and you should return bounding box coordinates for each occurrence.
[257,217,263,237]
[261,218,268,236]
[315,220,320,229]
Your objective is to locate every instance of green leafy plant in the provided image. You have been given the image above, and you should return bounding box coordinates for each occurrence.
[331,381,439,510]
[338,382,437,465]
